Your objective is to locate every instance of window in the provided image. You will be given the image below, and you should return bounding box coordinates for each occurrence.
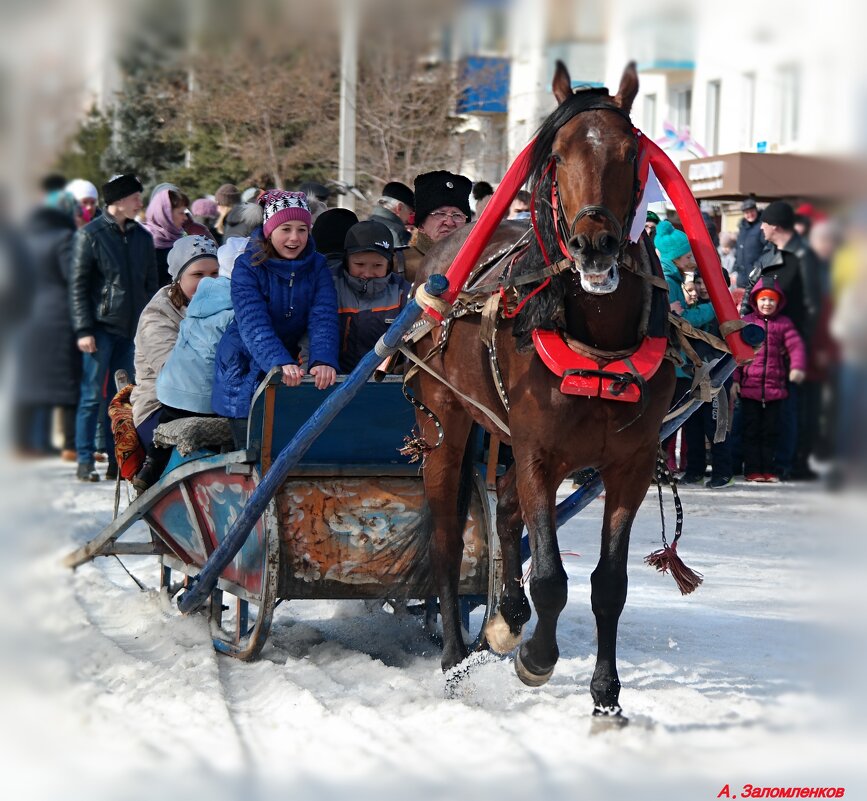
[706,80,720,155]
[742,72,755,149]
[673,87,692,129]
[547,0,606,43]
[779,64,800,145]
[643,93,657,136]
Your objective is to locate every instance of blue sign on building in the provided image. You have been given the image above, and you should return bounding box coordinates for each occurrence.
[456,56,510,115]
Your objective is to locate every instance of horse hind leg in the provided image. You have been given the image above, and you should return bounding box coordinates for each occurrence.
[424,410,475,672]
[484,463,531,654]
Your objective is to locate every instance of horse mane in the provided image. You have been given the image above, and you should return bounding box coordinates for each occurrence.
[511,88,625,351]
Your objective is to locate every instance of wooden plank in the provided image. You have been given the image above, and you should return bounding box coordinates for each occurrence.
[261,383,276,475]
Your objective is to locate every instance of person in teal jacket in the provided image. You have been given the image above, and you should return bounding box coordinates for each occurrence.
[656,220,716,380]
[656,219,717,474]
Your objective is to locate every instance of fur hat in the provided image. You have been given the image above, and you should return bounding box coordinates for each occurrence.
[167,235,218,281]
[382,181,414,210]
[344,220,394,262]
[241,187,261,204]
[654,220,691,261]
[191,198,218,219]
[215,183,241,207]
[760,201,795,230]
[259,190,312,238]
[65,179,98,202]
[413,171,472,226]
[102,174,143,205]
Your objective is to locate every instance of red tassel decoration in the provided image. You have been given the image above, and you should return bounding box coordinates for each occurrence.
[644,541,704,595]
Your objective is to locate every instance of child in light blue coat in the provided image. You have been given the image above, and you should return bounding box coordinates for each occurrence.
[157,276,234,414]
[132,275,234,492]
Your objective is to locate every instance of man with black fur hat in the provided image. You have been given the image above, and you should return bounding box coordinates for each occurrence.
[403,170,472,283]
[70,173,158,482]
[733,195,766,289]
[330,220,411,373]
[368,181,414,248]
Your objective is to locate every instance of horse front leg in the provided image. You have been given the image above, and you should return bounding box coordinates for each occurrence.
[421,405,475,672]
[514,463,568,686]
[484,464,531,654]
[590,454,656,715]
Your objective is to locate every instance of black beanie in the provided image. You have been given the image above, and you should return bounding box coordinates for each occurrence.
[760,200,795,230]
[312,208,359,256]
[382,181,415,210]
[344,220,394,262]
[102,174,143,205]
[413,171,472,226]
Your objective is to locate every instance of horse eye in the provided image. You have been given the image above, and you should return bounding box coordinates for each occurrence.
[552,154,563,164]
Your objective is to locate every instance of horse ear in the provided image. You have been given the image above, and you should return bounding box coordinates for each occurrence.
[552,60,573,105]
[614,62,639,114]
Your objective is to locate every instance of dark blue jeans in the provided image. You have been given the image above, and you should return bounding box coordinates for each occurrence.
[775,382,799,477]
[685,380,733,481]
[75,328,135,465]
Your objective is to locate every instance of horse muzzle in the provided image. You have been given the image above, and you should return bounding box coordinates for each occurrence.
[573,260,620,295]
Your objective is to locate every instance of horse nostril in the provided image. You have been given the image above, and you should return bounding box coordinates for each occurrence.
[568,234,589,253]
[595,233,618,256]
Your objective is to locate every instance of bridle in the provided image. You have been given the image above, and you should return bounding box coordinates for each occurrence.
[529,105,649,268]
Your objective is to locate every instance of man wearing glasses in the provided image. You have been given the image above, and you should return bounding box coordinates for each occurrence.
[403,170,472,283]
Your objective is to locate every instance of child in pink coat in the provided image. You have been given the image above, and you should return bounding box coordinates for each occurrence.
[733,279,807,481]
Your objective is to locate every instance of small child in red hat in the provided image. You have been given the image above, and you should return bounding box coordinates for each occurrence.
[733,279,807,482]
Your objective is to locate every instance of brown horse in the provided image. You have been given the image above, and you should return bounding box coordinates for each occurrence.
[411,62,676,715]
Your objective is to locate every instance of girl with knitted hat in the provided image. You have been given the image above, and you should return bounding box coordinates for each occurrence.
[733,280,807,482]
[212,190,339,447]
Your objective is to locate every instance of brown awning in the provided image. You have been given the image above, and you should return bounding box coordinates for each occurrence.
[679,152,863,201]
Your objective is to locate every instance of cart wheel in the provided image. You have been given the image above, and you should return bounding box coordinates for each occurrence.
[207,501,281,661]
[423,467,502,651]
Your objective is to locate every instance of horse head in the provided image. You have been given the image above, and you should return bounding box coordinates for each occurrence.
[532,61,640,295]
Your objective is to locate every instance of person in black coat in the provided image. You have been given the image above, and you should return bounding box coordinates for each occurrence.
[733,196,766,289]
[69,173,158,481]
[13,191,81,457]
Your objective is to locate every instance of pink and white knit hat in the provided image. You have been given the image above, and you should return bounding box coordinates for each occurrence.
[259,190,312,238]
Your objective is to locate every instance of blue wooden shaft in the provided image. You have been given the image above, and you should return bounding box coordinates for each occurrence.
[177,275,448,614]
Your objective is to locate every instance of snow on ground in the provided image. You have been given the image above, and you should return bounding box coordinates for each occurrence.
[1,455,865,801]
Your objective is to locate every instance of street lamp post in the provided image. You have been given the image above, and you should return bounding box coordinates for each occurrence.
[338,0,358,212]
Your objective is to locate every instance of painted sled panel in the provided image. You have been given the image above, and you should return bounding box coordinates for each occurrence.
[275,476,489,599]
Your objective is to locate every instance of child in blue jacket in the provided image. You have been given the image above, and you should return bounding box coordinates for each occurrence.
[157,276,234,415]
[212,191,339,446]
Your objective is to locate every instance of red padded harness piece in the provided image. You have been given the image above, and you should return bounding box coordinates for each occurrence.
[532,329,668,402]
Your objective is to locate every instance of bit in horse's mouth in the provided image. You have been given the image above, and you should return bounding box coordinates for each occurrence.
[577,263,620,295]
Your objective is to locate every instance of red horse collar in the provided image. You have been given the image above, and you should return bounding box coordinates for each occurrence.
[533,329,667,402]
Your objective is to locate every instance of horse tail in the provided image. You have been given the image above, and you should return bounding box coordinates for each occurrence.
[455,424,478,534]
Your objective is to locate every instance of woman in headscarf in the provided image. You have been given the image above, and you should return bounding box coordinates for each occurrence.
[144,187,192,287]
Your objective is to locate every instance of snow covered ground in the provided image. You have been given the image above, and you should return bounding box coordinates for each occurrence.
[1,455,865,801]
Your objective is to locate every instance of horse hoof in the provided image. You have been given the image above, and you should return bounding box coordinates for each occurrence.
[514,648,554,687]
[484,612,522,654]
[591,705,628,730]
